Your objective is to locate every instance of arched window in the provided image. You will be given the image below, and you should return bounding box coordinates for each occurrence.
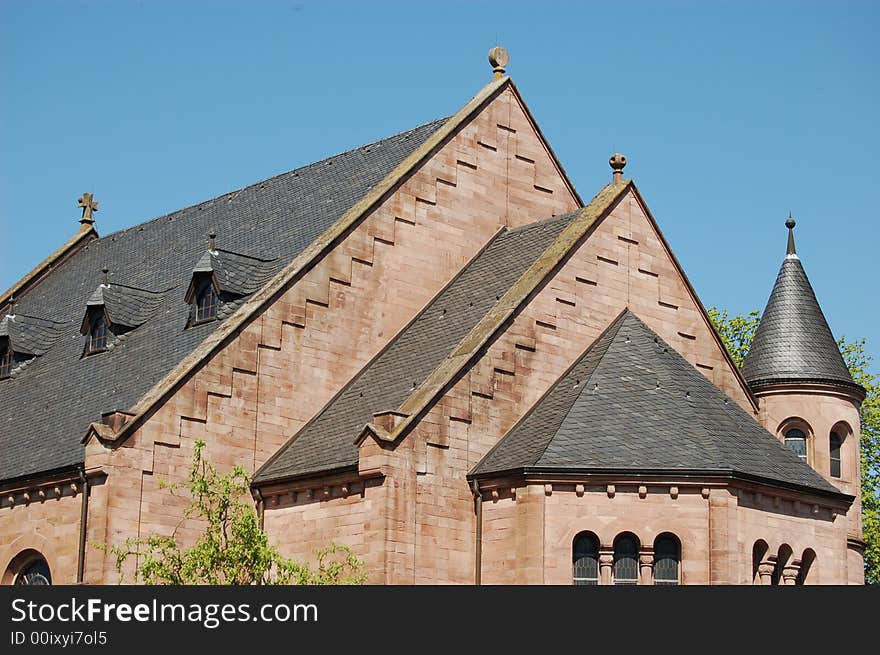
[0,338,11,378]
[784,428,807,462]
[829,432,843,478]
[194,280,218,324]
[85,312,109,355]
[773,544,793,585]
[653,534,680,585]
[15,557,51,585]
[613,534,639,585]
[752,540,769,585]
[797,549,816,585]
[572,532,599,585]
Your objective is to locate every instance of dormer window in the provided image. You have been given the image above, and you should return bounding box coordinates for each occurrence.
[185,233,276,329]
[194,279,218,324]
[0,338,11,379]
[85,312,109,355]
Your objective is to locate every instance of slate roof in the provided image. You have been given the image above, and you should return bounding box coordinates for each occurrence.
[471,310,843,497]
[254,210,582,484]
[0,116,447,483]
[742,249,855,390]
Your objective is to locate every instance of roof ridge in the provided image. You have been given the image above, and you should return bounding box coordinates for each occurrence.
[383,182,628,443]
[252,224,509,483]
[105,76,512,449]
[530,310,629,468]
[641,314,728,469]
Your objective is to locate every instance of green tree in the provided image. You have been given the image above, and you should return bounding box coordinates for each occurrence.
[102,439,367,585]
[709,307,880,584]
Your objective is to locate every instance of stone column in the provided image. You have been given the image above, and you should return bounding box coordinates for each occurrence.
[782,560,801,586]
[757,560,775,586]
[639,552,654,585]
[599,551,613,586]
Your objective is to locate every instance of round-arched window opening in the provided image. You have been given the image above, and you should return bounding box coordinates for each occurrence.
[572,532,599,586]
[612,533,639,585]
[784,428,807,462]
[653,533,680,585]
[15,558,51,585]
[829,432,843,478]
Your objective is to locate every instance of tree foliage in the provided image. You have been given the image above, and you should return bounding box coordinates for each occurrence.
[709,307,880,584]
[102,439,367,585]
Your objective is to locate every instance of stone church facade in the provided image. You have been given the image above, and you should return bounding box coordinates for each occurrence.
[0,50,865,585]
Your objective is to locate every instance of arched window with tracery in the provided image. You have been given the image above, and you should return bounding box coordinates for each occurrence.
[14,555,51,585]
[653,533,680,585]
[572,532,599,585]
[784,428,808,462]
[613,533,639,585]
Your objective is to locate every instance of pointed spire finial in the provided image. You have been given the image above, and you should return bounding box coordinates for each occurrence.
[609,153,627,184]
[78,193,99,228]
[488,46,509,80]
[785,214,797,256]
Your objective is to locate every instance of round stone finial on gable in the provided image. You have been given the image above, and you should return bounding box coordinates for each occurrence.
[488,46,509,80]
[609,153,627,184]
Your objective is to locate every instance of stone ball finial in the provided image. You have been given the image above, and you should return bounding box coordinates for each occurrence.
[488,46,509,80]
[609,153,627,183]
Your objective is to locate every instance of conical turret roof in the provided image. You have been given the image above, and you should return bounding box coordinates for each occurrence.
[742,219,856,391]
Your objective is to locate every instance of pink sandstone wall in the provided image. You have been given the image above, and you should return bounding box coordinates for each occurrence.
[356,186,759,583]
[757,387,863,569]
[79,85,579,584]
[481,482,851,585]
[0,486,83,585]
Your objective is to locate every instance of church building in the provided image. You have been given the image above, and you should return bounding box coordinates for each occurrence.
[0,49,865,585]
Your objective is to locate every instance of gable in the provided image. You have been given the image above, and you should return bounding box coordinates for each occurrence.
[351,182,757,483]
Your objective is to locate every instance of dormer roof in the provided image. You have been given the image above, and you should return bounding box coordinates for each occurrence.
[185,248,276,302]
[0,313,65,357]
[79,282,165,333]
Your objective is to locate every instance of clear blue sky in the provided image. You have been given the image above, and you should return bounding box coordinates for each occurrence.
[1,0,878,369]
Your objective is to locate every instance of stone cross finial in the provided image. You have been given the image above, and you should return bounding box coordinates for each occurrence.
[609,153,627,184]
[488,46,509,81]
[78,193,99,227]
